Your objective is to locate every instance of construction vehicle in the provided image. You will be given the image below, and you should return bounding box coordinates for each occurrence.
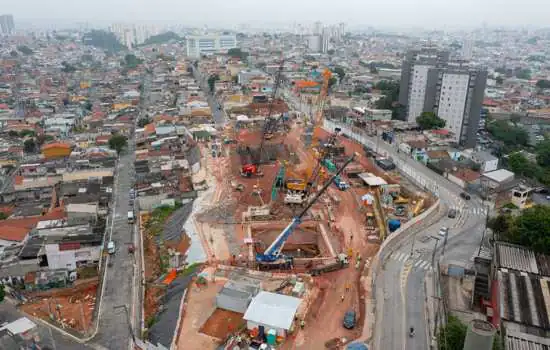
[309,253,349,276]
[256,153,357,269]
[333,175,350,191]
[240,58,285,178]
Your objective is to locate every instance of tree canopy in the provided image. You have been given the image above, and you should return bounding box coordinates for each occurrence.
[332,67,346,82]
[142,31,181,46]
[515,68,532,80]
[124,54,143,68]
[492,205,550,254]
[83,30,125,52]
[373,80,403,119]
[17,45,33,55]
[207,74,220,93]
[138,117,151,128]
[536,79,550,89]
[416,112,446,130]
[487,120,528,146]
[108,134,128,154]
[227,48,249,61]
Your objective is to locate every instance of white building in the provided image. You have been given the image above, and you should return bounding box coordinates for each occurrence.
[306,35,322,52]
[243,291,301,338]
[185,34,237,58]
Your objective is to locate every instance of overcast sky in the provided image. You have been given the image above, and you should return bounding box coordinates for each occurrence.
[4,0,549,29]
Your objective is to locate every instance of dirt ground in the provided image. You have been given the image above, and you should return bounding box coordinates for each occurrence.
[141,213,163,322]
[20,278,98,333]
[176,278,226,350]
[199,308,245,340]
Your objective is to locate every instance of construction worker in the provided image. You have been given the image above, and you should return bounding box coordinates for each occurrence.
[341,295,345,303]
[300,320,305,329]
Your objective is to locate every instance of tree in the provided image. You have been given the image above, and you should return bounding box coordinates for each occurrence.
[327,49,335,55]
[536,140,550,167]
[9,50,18,57]
[17,45,33,55]
[507,152,531,175]
[83,30,125,52]
[207,74,219,93]
[328,77,338,89]
[108,134,128,154]
[0,212,8,220]
[495,76,504,85]
[124,54,143,69]
[142,31,181,46]
[506,205,550,254]
[515,68,531,80]
[487,120,528,146]
[332,67,346,83]
[8,130,19,137]
[227,48,249,61]
[416,112,446,130]
[536,79,550,89]
[61,61,77,73]
[24,139,36,153]
[488,214,512,239]
[0,284,4,303]
[138,117,151,128]
[438,315,467,350]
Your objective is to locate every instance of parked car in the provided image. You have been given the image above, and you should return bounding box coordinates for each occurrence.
[460,192,471,200]
[439,227,449,237]
[448,209,457,218]
[343,310,356,329]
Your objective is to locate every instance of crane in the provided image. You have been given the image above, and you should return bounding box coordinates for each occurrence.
[241,58,285,177]
[256,152,357,268]
[305,127,341,193]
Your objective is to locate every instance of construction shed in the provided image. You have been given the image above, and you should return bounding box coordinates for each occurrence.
[358,172,387,187]
[216,280,260,313]
[243,291,302,338]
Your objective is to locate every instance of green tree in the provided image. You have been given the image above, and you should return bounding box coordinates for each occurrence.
[207,74,219,93]
[82,30,125,52]
[227,48,249,61]
[138,117,151,128]
[19,129,35,137]
[124,54,143,68]
[0,212,8,220]
[507,152,531,175]
[416,112,446,130]
[507,205,550,253]
[141,31,181,46]
[328,76,338,88]
[332,67,346,83]
[536,140,550,167]
[536,79,550,89]
[327,49,335,55]
[515,68,531,80]
[17,45,33,55]
[438,315,467,350]
[0,284,4,302]
[108,134,128,154]
[488,214,512,239]
[24,139,36,153]
[9,50,18,57]
[495,76,504,85]
[487,120,528,146]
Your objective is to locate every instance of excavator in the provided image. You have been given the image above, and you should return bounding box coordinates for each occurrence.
[256,153,357,269]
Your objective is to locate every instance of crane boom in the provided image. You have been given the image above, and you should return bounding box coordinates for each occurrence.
[257,153,356,263]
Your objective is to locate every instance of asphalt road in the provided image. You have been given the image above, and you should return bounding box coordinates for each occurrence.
[281,90,488,349]
[192,66,226,126]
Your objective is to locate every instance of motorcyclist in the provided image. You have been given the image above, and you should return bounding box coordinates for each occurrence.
[410,327,415,336]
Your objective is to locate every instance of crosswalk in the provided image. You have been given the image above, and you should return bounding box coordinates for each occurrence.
[389,252,432,271]
[449,206,488,216]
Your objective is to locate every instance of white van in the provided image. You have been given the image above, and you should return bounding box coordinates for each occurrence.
[127,211,135,224]
[107,241,116,254]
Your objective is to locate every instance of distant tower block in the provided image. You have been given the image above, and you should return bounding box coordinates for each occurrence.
[463,319,496,350]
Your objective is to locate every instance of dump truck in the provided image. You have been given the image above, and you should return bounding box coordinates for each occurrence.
[309,254,349,276]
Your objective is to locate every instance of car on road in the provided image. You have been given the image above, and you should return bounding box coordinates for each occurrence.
[107,241,116,254]
[448,209,457,218]
[439,227,449,237]
[343,310,356,329]
[460,192,471,200]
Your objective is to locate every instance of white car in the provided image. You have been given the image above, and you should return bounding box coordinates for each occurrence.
[439,227,449,237]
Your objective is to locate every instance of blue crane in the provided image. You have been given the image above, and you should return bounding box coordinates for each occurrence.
[256,153,356,267]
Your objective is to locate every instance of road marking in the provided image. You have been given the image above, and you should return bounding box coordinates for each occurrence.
[398,253,408,262]
[419,261,430,270]
[414,260,423,267]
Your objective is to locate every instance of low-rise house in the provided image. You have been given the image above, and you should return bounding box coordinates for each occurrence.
[480,169,515,195]
[243,291,302,338]
[447,168,481,189]
[469,150,499,173]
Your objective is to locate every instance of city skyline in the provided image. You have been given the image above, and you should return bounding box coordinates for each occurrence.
[4,0,550,30]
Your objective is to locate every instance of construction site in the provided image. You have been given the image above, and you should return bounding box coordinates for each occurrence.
[179,66,434,349]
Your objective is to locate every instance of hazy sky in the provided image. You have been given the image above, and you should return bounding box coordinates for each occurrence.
[4,0,550,28]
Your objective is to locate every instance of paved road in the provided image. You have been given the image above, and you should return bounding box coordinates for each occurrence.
[192,66,226,126]
[281,90,488,349]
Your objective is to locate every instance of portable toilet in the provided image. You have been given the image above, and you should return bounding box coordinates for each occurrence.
[266,329,277,345]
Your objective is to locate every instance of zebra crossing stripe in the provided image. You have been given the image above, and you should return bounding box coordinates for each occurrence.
[414,260,422,267]
[398,253,408,262]
[419,261,430,269]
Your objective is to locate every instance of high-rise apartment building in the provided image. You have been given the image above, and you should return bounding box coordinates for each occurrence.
[0,14,15,35]
[185,35,237,58]
[399,48,487,148]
